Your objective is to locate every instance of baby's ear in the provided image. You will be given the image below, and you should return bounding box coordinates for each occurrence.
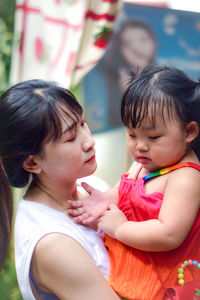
[185,121,199,143]
[22,155,41,174]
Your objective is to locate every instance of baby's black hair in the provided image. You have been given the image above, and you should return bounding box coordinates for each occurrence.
[121,65,200,157]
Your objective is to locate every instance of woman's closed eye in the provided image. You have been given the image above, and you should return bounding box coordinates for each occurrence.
[63,131,77,143]
[67,136,76,142]
[81,120,86,127]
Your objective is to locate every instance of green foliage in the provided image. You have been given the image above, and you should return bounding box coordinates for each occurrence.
[0,193,23,299]
[0,0,15,94]
[0,0,15,32]
[0,18,13,93]
[0,250,22,300]
[71,82,83,105]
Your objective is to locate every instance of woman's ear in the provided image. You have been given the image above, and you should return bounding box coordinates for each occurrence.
[22,155,41,174]
[185,121,199,144]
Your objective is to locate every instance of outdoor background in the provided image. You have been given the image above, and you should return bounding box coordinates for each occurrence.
[0,1,200,299]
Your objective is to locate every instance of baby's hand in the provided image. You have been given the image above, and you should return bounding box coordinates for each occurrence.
[68,182,110,224]
[98,204,127,238]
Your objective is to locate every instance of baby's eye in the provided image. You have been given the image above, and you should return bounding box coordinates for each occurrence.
[129,134,136,138]
[149,136,160,140]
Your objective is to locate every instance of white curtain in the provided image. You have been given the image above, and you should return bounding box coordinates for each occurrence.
[10,0,122,88]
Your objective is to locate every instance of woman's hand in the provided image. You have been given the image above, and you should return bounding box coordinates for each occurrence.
[68,182,112,224]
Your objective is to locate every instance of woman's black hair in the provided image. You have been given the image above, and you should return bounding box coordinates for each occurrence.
[0,79,83,267]
[121,65,200,158]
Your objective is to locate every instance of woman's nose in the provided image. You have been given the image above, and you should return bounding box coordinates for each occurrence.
[82,129,95,152]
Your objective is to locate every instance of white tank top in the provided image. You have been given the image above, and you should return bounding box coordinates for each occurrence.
[14,176,110,300]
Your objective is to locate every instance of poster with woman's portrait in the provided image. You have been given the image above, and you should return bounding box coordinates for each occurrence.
[82,3,200,133]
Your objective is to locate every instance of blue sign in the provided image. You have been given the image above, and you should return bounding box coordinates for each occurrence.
[82,4,200,133]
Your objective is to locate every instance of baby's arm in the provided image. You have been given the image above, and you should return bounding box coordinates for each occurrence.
[68,183,119,224]
[99,168,200,252]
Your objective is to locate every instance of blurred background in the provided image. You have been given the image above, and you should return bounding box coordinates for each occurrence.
[0,0,200,299]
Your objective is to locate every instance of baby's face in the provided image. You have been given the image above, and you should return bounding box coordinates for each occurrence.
[126,107,189,171]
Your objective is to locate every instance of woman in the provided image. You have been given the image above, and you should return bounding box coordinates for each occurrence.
[0,79,120,300]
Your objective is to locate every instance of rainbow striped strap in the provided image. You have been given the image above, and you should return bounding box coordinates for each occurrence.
[143,162,200,182]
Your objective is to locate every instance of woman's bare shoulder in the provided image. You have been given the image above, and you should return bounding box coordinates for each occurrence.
[32,233,119,300]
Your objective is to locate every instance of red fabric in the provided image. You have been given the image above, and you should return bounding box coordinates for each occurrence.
[162,280,200,300]
[105,163,200,300]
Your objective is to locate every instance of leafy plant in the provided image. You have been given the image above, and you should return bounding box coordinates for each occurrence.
[0,189,23,299]
[0,0,15,94]
[0,249,22,300]
[0,18,13,93]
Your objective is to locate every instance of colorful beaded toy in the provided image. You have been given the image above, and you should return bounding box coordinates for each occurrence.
[143,162,200,182]
[178,259,200,286]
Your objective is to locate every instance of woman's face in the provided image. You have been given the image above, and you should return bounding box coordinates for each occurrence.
[36,112,97,185]
[120,26,156,69]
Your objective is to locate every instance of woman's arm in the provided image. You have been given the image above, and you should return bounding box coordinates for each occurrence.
[31,233,120,300]
[98,168,200,252]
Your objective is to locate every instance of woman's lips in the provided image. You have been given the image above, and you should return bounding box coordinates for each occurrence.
[85,154,96,164]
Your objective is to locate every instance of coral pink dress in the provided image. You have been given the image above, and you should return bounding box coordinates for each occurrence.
[104,162,200,300]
